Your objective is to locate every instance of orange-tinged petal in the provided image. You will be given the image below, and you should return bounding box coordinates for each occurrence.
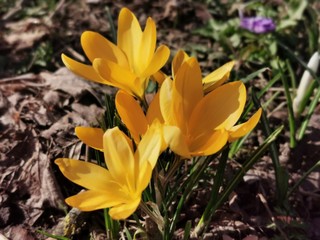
[140,45,170,78]
[160,78,176,126]
[173,58,203,134]
[188,129,228,156]
[189,81,246,136]
[163,125,191,158]
[203,61,235,93]
[109,198,141,220]
[61,54,106,84]
[55,158,113,191]
[138,17,156,72]
[228,108,262,142]
[172,50,190,77]
[117,8,142,72]
[146,92,164,124]
[115,91,148,143]
[65,189,128,211]
[151,70,167,85]
[135,121,163,168]
[93,58,143,97]
[81,31,128,68]
[75,127,104,151]
[103,128,135,186]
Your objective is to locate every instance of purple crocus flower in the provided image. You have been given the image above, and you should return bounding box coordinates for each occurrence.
[240,16,276,34]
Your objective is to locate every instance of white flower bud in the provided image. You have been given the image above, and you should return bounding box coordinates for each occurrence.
[293,51,320,115]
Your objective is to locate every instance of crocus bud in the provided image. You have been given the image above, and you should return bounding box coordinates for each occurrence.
[293,52,320,116]
[240,16,276,34]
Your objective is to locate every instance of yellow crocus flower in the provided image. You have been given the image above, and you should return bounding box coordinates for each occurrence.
[152,50,234,93]
[159,56,262,157]
[115,90,190,158]
[55,125,164,220]
[61,8,170,99]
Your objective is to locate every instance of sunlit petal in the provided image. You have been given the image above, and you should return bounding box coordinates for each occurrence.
[138,18,156,71]
[135,121,163,168]
[163,125,191,158]
[65,189,128,211]
[81,31,128,68]
[189,129,228,156]
[109,198,141,220]
[93,58,143,97]
[115,91,148,143]
[203,61,235,92]
[117,8,142,72]
[172,50,190,77]
[136,160,153,192]
[228,108,262,142]
[173,58,203,133]
[140,45,170,78]
[189,81,246,136]
[75,127,104,151]
[159,78,176,125]
[103,127,135,185]
[61,54,106,84]
[55,158,112,191]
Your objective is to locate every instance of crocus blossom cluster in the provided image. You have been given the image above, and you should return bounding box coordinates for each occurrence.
[56,7,262,220]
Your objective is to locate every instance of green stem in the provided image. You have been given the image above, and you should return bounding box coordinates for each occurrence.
[166,155,213,240]
[298,86,320,140]
[193,126,283,237]
[197,147,229,231]
[279,62,297,148]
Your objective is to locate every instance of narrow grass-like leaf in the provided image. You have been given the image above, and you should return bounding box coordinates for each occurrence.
[297,87,320,140]
[124,227,133,240]
[197,147,229,231]
[279,61,297,148]
[288,160,320,196]
[252,90,287,205]
[183,220,192,240]
[193,126,283,237]
[166,155,214,240]
[240,67,270,84]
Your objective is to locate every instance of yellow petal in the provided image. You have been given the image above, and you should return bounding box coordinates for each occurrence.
[109,198,141,220]
[135,121,163,168]
[55,158,113,191]
[189,81,246,136]
[159,78,176,126]
[163,125,191,158]
[136,159,153,193]
[115,91,148,143]
[61,54,105,84]
[93,58,143,98]
[189,129,228,156]
[151,70,167,85]
[140,45,170,78]
[173,58,203,133]
[146,92,164,124]
[138,17,156,72]
[75,127,104,151]
[103,127,135,185]
[65,189,129,211]
[228,108,262,142]
[81,31,128,68]
[172,50,190,77]
[203,61,235,93]
[117,8,142,73]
